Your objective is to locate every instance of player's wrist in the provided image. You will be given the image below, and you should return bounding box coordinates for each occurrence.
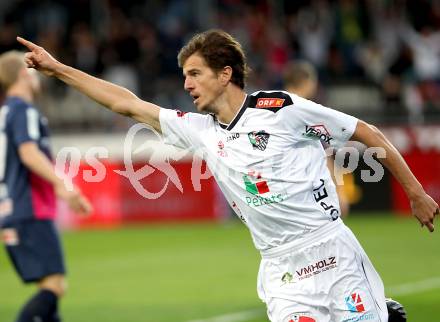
[406,184,425,201]
[52,61,67,78]
[54,180,71,196]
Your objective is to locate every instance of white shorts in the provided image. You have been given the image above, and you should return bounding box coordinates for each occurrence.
[257,218,388,322]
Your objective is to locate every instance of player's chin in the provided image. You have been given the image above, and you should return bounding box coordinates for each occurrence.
[195,101,206,112]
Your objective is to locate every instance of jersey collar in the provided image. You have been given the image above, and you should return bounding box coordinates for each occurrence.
[218,94,249,131]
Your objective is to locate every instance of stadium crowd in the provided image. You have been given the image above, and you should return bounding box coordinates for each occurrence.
[1,0,439,130]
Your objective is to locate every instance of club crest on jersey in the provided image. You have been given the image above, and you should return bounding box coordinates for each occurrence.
[256,98,285,108]
[303,125,333,144]
[248,130,270,151]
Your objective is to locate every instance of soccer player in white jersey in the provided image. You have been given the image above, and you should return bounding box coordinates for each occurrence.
[17,30,438,322]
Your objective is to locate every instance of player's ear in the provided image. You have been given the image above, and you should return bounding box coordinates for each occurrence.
[218,66,232,86]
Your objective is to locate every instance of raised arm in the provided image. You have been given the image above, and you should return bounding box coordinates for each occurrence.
[17,37,162,133]
[351,120,439,232]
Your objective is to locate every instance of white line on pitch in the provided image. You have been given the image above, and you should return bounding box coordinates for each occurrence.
[387,276,440,296]
[186,308,264,322]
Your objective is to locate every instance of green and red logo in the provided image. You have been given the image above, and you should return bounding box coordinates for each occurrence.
[243,171,284,207]
[243,172,269,195]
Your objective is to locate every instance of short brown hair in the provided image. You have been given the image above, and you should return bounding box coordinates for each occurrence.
[283,61,317,88]
[178,29,249,89]
[0,51,26,90]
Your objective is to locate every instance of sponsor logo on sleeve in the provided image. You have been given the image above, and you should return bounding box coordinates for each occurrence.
[303,125,333,144]
[248,130,270,151]
[256,98,285,108]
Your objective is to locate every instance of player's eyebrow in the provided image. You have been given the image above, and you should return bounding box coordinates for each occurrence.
[183,68,201,77]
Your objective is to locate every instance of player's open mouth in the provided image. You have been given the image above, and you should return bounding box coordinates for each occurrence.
[193,95,200,104]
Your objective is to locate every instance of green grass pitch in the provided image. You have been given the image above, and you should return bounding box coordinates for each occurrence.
[1,213,439,321]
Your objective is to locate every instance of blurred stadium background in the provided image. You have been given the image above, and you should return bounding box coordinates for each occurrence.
[1,0,440,321]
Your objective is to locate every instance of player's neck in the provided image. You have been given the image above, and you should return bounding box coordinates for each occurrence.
[215,86,246,125]
[7,83,34,104]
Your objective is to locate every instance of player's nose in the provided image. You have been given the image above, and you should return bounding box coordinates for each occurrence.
[184,76,194,91]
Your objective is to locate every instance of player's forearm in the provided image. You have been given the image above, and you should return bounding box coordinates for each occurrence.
[19,143,64,189]
[351,121,424,199]
[53,63,138,116]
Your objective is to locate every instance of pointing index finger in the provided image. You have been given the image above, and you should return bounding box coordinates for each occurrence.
[16,37,39,51]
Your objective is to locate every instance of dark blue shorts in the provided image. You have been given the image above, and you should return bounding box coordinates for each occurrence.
[1,219,66,283]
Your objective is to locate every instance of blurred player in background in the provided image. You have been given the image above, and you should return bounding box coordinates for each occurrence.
[17,30,437,322]
[0,51,91,322]
[283,61,319,103]
[283,61,351,217]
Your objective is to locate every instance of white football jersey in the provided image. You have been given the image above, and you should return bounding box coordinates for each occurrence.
[160,90,358,251]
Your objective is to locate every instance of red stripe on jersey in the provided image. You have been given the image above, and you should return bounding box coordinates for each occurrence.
[30,172,56,220]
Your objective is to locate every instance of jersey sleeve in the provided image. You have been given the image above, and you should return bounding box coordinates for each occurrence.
[159,108,213,151]
[281,95,358,149]
[10,107,41,146]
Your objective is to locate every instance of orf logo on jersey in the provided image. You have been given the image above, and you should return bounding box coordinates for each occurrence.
[345,293,365,313]
[248,130,270,151]
[303,125,333,144]
[256,98,285,108]
[287,314,316,322]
